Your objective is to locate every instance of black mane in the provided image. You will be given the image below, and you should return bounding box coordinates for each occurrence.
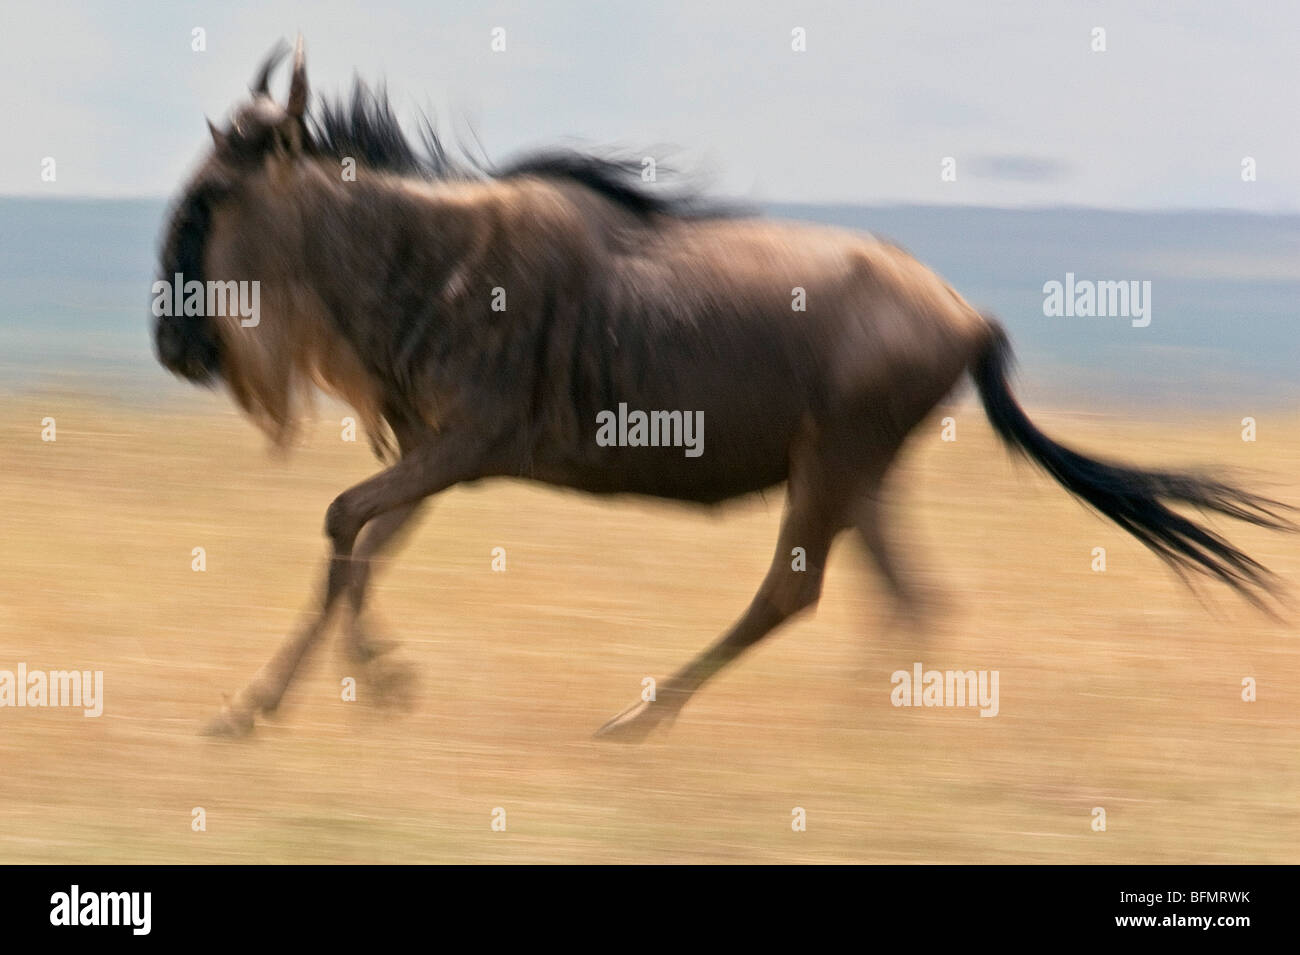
[310,82,736,219]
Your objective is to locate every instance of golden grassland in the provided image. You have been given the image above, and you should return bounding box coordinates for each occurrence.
[0,392,1296,863]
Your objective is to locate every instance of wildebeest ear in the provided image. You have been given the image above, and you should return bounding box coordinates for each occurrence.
[206,118,228,151]
[286,34,308,120]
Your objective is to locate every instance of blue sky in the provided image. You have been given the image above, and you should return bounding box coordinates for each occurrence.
[1,0,1296,209]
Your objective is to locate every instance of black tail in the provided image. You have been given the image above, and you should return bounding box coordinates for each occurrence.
[972,318,1293,603]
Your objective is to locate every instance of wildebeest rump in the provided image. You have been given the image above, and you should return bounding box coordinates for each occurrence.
[155,39,1293,740]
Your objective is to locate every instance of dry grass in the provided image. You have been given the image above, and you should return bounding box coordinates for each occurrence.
[0,393,1296,863]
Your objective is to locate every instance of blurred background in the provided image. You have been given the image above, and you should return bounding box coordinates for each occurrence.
[0,1,1296,862]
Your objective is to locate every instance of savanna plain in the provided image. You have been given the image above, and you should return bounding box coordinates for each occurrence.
[1,394,1296,863]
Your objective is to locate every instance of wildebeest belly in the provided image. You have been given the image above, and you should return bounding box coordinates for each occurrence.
[530,375,806,504]
[540,440,793,504]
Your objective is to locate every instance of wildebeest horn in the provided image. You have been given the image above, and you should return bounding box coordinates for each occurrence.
[206,117,228,150]
[287,34,308,119]
[250,39,291,96]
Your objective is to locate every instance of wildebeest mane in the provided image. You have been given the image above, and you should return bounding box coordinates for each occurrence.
[309,81,736,219]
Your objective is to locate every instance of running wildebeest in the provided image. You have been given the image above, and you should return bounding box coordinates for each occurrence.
[155,39,1292,740]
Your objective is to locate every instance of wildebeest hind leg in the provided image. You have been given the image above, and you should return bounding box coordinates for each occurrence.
[851,487,944,630]
[595,462,845,742]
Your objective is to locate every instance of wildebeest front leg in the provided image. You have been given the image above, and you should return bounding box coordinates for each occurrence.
[335,501,430,711]
[202,441,473,736]
[344,501,427,663]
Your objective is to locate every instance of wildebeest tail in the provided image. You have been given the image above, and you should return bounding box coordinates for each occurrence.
[971,317,1293,601]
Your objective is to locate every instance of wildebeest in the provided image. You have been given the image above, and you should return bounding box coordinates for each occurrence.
[155,39,1292,740]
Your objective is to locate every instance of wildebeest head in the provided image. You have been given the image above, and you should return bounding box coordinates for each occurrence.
[154,37,311,384]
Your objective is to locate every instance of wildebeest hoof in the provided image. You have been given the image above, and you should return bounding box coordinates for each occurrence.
[346,633,400,664]
[363,658,417,710]
[201,697,255,737]
[593,700,673,743]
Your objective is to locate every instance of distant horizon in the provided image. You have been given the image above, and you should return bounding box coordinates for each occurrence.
[5,194,1300,219]
[2,199,1296,410]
